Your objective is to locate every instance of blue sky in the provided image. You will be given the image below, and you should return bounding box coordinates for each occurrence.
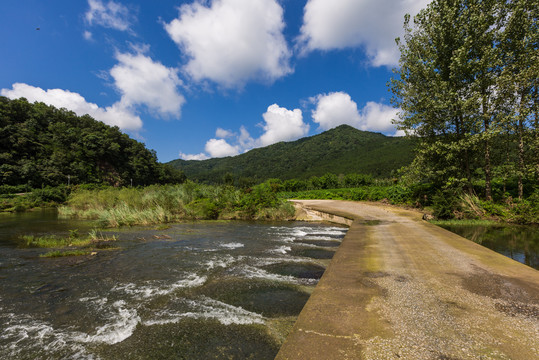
[0,0,430,162]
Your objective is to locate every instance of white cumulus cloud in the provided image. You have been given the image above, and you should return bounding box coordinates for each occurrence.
[312,92,361,130]
[110,51,185,118]
[297,0,430,66]
[259,104,309,146]
[215,128,234,139]
[205,138,240,158]
[1,83,142,131]
[179,152,210,161]
[311,92,401,135]
[180,104,309,160]
[85,0,134,32]
[164,0,292,88]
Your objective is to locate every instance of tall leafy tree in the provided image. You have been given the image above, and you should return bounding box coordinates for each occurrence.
[390,0,537,199]
[496,0,538,198]
[390,0,479,191]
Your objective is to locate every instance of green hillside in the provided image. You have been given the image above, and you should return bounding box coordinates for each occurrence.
[168,125,415,184]
[0,97,184,188]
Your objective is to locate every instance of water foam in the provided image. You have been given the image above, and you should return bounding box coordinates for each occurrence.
[270,245,291,254]
[205,254,236,270]
[112,273,207,299]
[143,297,265,327]
[76,300,139,345]
[219,242,244,249]
[0,313,97,359]
[239,265,297,283]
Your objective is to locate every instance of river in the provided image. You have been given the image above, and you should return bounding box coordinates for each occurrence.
[0,210,347,359]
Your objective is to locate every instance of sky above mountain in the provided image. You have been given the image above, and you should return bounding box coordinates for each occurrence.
[0,0,430,162]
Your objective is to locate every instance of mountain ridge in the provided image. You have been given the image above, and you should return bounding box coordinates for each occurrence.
[168,125,415,184]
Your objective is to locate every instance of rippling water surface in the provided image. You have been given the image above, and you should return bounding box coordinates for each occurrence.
[0,210,347,359]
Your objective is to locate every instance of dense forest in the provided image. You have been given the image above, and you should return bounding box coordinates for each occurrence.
[168,125,415,185]
[0,97,184,189]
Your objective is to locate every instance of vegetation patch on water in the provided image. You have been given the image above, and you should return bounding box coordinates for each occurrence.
[19,228,117,257]
[59,182,295,227]
[39,250,93,258]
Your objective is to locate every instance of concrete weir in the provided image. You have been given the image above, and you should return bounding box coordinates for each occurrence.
[277,200,539,360]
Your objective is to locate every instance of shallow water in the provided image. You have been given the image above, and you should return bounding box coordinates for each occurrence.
[0,210,347,359]
[438,223,538,269]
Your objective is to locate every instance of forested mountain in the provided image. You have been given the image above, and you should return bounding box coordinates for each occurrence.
[168,125,415,184]
[0,97,184,188]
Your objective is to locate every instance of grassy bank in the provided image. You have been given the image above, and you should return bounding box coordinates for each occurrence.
[59,182,295,227]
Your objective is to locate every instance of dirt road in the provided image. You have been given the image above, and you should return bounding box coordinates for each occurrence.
[276,200,539,360]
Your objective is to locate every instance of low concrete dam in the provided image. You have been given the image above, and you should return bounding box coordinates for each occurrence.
[277,200,539,360]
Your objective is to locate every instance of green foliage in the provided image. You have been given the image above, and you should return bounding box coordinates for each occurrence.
[390,0,538,200]
[280,185,414,205]
[168,125,415,184]
[60,183,296,226]
[0,96,185,188]
[39,250,92,258]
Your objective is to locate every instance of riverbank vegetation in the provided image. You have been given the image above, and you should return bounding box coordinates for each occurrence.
[388,0,538,220]
[59,182,295,227]
[272,171,538,224]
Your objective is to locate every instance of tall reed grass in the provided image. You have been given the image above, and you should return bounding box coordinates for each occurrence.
[59,182,295,227]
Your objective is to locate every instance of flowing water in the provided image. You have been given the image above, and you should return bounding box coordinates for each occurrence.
[0,210,348,359]
[438,223,539,270]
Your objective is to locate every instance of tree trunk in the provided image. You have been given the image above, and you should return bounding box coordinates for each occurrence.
[518,117,525,200]
[458,115,473,194]
[483,96,492,201]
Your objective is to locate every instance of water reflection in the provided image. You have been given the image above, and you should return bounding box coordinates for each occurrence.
[439,224,539,269]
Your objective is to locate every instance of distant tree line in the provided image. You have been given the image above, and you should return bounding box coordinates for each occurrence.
[0,97,185,188]
[245,173,376,192]
[390,0,538,201]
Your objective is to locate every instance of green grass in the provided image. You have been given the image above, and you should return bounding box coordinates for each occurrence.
[19,234,94,248]
[39,250,92,258]
[429,219,502,226]
[19,228,117,255]
[279,185,414,205]
[59,183,296,227]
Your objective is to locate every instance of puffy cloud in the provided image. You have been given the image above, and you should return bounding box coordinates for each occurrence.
[83,31,93,41]
[180,104,309,160]
[215,128,234,139]
[110,52,185,117]
[1,50,185,133]
[297,0,430,66]
[85,0,134,32]
[311,92,401,135]
[359,101,400,134]
[311,92,361,130]
[164,0,292,88]
[205,138,240,158]
[259,104,309,146]
[1,83,142,131]
[179,152,210,161]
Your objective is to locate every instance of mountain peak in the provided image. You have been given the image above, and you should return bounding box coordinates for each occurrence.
[168,127,414,183]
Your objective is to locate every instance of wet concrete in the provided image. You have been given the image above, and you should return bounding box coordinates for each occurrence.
[276,200,539,360]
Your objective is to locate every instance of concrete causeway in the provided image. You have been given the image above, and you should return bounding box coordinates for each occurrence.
[276,200,539,360]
